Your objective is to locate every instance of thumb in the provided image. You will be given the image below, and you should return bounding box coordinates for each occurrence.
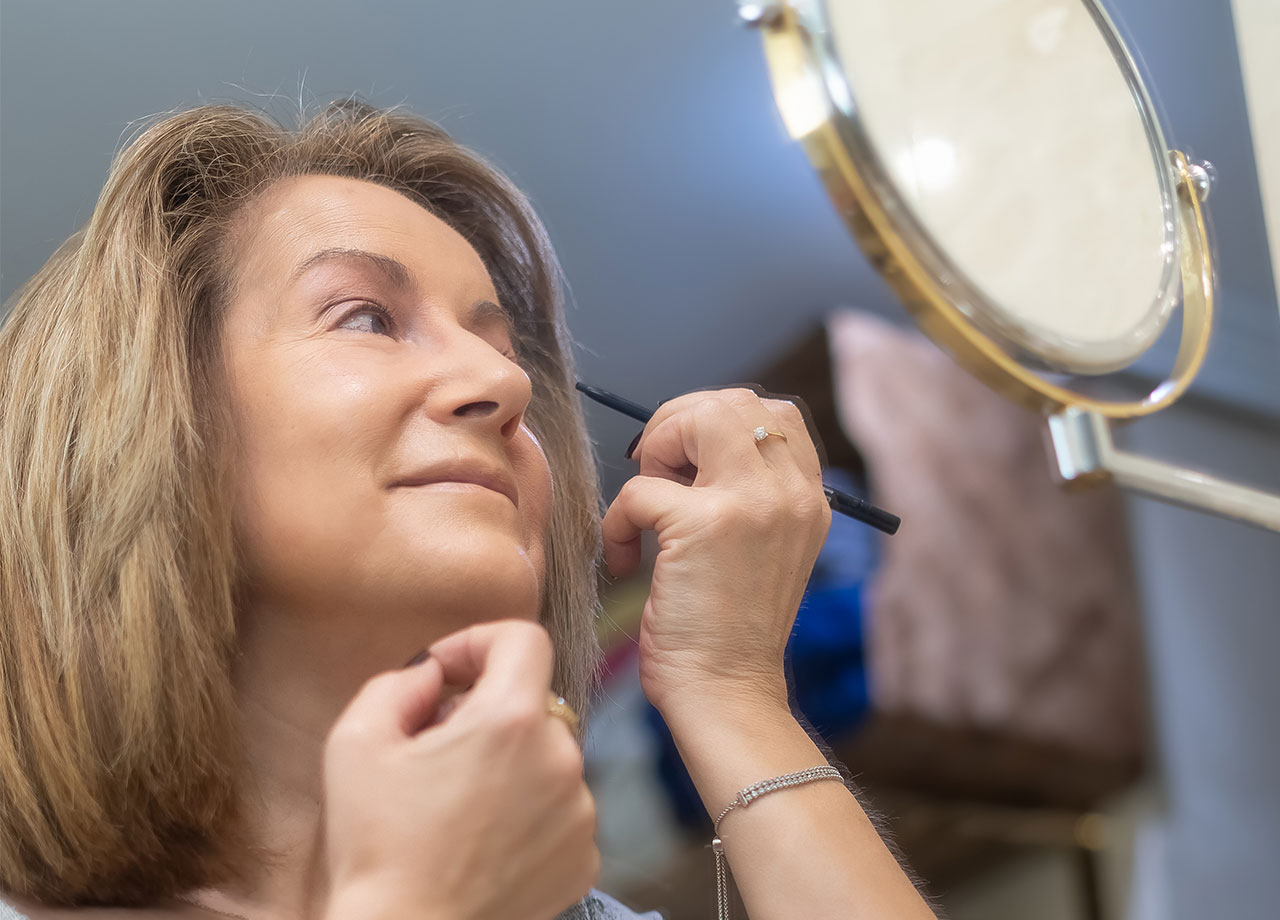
[336,653,448,744]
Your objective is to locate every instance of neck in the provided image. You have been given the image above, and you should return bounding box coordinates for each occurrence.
[191,594,473,920]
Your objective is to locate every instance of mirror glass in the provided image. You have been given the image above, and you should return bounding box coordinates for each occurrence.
[815,0,1180,374]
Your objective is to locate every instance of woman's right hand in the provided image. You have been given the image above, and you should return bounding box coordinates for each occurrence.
[320,619,600,920]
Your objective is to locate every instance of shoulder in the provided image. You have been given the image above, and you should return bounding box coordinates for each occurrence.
[0,891,663,920]
[578,888,664,920]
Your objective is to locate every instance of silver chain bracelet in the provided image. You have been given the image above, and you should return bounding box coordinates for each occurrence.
[709,765,844,920]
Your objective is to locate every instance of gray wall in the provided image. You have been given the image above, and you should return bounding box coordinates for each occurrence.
[2,0,1276,453]
[1116,404,1280,920]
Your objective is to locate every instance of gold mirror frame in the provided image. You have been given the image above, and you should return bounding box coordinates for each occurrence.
[744,2,1280,531]
[748,1,1213,419]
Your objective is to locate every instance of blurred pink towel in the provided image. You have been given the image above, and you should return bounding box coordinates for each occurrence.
[827,310,1145,762]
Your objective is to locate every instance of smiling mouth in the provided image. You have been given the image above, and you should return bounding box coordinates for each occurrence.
[390,462,519,506]
[396,481,515,503]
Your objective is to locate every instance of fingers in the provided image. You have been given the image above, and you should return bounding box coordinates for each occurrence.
[332,621,562,756]
[600,475,692,577]
[332,653,448,744]
[426,619,557,714]
[634,394,769,486]
[631,387,824,487]
[758,396,825,482]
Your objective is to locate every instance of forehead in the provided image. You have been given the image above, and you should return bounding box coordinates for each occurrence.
[230,174,493,293]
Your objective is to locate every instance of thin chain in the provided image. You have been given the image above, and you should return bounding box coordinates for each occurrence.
[712,837,730,919]
[708,766,844,920]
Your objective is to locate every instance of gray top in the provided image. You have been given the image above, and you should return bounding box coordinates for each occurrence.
[0,890,662,919]
[567,889,664,920]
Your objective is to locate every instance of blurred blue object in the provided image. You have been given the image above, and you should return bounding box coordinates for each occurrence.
[644,467,877,829]
[786,578,870,739]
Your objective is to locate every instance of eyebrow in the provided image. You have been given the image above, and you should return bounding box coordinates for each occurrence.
[289,246,516,338]
[289,247,414,289]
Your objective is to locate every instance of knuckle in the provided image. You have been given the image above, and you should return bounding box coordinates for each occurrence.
[726,488,779,526]
[702,493,742,529]
[692,397,723,425]
[791,487,825,521]
[617,475,647,503]
[724,387,761,410]
[771,399,805,425]
[797,488,833,536]
[813,504,834,542]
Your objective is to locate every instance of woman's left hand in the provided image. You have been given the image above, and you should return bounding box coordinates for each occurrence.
[601,387,832,719]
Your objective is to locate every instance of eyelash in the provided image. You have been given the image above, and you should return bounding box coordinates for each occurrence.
[337,301,398,337]
[337,301,523,365]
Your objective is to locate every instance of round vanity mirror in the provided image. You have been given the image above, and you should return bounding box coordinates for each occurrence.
[746,0,1214,418]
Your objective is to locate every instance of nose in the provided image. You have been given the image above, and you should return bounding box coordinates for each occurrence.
[425,322,532,442]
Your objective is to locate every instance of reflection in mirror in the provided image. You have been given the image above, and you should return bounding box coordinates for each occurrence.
[751,0,1280,532]
[820,0,1179,373]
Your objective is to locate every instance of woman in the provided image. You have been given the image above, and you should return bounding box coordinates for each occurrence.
[0,99,936,920]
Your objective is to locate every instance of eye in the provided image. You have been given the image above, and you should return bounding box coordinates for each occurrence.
[336,302,396,337]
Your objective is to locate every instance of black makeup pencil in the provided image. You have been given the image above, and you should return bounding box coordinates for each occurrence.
[576,381,900,535]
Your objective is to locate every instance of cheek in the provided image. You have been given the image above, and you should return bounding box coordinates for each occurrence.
[227,349,391,572]
[518,424,556,547]
[235,367,372,488]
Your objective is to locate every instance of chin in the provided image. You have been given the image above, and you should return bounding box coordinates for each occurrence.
[382,534,544,622]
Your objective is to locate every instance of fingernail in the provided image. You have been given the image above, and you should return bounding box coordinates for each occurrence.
[403,649,430,669]
[624,431,642,460]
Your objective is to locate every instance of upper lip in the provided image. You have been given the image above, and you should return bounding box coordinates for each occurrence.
[391,462,518,506]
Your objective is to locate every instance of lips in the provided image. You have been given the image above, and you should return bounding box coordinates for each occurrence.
[391,463,519,506]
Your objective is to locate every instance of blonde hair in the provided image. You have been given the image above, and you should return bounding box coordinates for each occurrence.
[0,99,606,906]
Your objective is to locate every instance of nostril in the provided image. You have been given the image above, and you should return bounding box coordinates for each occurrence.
[500,414,525,441]
[453,400,500,417]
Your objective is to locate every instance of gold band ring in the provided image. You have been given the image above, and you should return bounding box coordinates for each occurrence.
[546,692,580,736]
[752,425,788,444]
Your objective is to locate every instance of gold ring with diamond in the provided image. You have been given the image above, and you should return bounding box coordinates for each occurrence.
[752,426,788,443]
[546,692,580,736]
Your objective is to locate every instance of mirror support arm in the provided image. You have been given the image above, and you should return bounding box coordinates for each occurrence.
[1046,407,1280,532]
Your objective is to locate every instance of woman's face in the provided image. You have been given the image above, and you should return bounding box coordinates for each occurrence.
[220,175,553,631]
